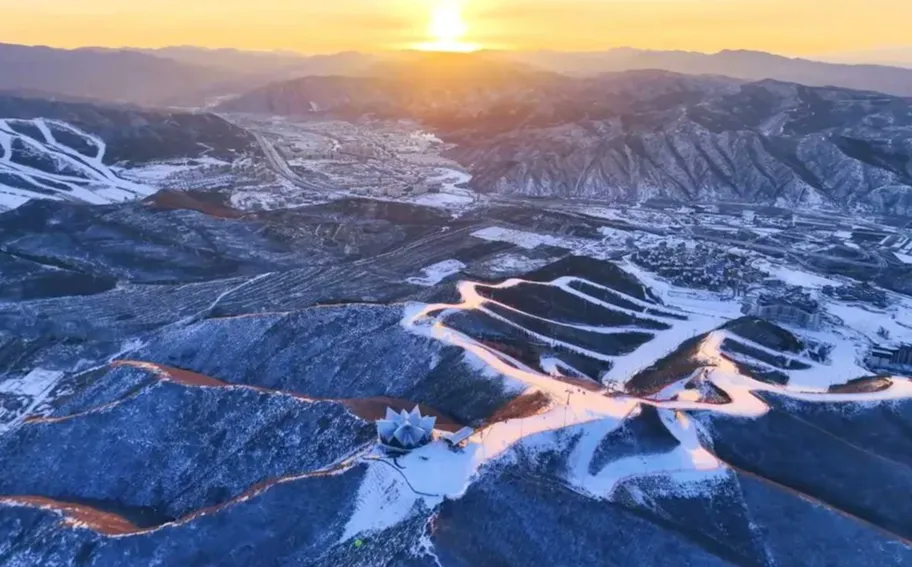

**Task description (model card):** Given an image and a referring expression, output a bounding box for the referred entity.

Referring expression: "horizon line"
[2,40,912,69]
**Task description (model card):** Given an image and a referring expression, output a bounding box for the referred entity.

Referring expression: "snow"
[408,191,474,209]
[0,369,65,433]
[362,264,912,537]
[749,227,783,236]
[826,300,912,347]
[0,117,157,211]
[573,410,726,499]
[551,267,742,385]
[0,368,63,398]
[597,226,634,241]
[754,260,843,288]
[406,260,466,287]
[432,167,471,191]
[399,276,725,502]
[477,252,553,276]
[405,168,477,211]
[409,131,444,145]
[340,463,423,543]
[0,189,34,209]
[650,330,912,414]
[471,226,623,257]
[117,163,194,182]
[117,157,232,185]
[473,226,563,250]
[580,207,627,221]
[713,327,863,391]
[605,314,723,385]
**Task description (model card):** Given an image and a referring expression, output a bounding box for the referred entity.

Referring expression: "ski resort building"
[867,345,912,375]
[743,291,823,331]
[444,427,475,450]
[376,407,437,452]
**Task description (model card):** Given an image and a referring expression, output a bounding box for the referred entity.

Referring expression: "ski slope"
[330,270,912,546]
[0,118,156,211]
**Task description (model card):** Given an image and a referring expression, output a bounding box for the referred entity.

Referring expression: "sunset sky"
[2,0,910,56]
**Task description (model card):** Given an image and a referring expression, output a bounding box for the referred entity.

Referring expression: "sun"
[416,0,480,53]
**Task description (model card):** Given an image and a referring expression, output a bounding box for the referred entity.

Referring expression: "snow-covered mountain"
[0,95,260,211]
[4,42,912,567]
[448,79,912,215]
[220,65,912,216]
[0,117,156,210]
[1,194,912,565]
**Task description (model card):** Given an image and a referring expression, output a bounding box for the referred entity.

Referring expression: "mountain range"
[0,43,236,106]
[3,36,912,566]
[4,43,912,106]
[219,59,912,216]
[1,43,911,215]
[502,48,912,97]
[819,47,912,68]
[0,43,374,107]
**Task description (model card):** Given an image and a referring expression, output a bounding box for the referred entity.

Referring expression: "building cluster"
[156,163,240,190]
[866,345,912,375]
[277,141,330,161]
[821,284,889,309]
[743,289,824,330]
[366,180,432,199]
[632,242,765,293]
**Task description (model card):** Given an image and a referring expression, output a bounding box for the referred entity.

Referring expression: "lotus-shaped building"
[376,406,437,450]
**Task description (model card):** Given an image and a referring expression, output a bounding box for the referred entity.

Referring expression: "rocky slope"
[448,79,912,215]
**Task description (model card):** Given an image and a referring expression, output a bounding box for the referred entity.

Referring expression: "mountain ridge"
[5,42,912,105]
[501,47,912,97]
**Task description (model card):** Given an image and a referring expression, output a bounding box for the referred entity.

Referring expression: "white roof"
[445,427,475,445]
[376,406,437,449]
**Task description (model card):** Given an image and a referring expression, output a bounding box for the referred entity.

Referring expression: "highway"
[251,131,334,193]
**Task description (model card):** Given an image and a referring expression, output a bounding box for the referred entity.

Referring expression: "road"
[251,131,333,193]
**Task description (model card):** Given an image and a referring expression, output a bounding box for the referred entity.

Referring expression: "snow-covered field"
[826,299,912,347]
[753,259,843,288]
[116,156,233,186]
[472,226,627,257]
